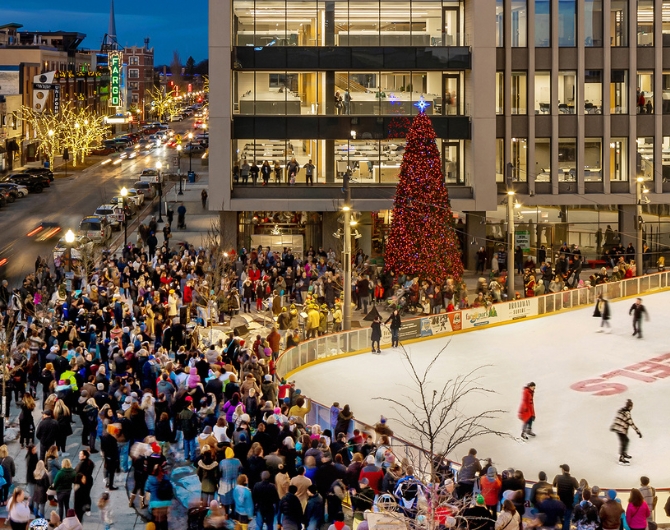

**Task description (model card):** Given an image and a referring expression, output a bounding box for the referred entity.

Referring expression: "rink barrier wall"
[277,270,670,380]
[276,270,670,515]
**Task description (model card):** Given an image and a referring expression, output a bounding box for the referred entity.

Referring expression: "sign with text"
[109,52,122,107]
[53,84,60,114]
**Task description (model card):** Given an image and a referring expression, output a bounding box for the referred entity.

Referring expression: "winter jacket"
[480,474,502,506]
[610,407,640,436]
[518,386,535,423]
[252,478,280,515]
[197,458,221,494]
[495,510,521,530]
[233,484,254,517]
[626,502,650,529]
[278,492,303,526]
[53,467,76,492]
[600,499,625,530]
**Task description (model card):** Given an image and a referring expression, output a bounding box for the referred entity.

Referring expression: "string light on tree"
[384,104,463,284]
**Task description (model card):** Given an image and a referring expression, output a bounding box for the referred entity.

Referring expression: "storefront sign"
[109,52,122,107]
[53,85,60,114]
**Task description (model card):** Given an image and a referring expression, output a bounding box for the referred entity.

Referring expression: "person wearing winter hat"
[600,490,624,530]
[479,466,502,517]
[462,494,496,530]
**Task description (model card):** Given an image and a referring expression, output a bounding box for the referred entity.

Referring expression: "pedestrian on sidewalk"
[201,189,208,209]
[518,382,536,440]
[629,298,649,338]
[166,205,174,227]
[610,399,641,466]
[162,225,171,249]
[177,203,187,230]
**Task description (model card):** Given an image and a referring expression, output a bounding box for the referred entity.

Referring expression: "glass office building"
[210,0,670,264]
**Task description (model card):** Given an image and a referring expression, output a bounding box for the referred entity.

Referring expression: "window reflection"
[535,0,551,46]
[637,137,654,181]
[585,0,603,46]
[535,139,551,182]
[610,138,628,181]
[611,0,628,46]
[559,0,576,46]
[232,0,466,47]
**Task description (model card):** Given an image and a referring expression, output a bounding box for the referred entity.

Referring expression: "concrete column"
[325,139,335,183]
[465,211,487,270]
[602,0,612,193]
[618,204,637,247]
[219,211,238,251]
[551,0,560,195]
[654,0,663,194]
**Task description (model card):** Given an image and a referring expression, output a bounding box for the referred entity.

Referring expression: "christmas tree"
[384,104,464,284]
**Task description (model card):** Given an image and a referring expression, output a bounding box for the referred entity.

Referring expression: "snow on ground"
[293,290,670,488]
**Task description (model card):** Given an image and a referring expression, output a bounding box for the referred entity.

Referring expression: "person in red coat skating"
[518,382,536,440]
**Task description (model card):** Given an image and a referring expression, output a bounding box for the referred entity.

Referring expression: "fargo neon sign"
[109,52,122,107]
[571,352,670,396]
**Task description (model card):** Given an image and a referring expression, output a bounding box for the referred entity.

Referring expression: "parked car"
[170,114,184,122]
[94,204,124,230]
[126,188,145,207]
[0,184,19,202]
[0,182,28,198]
[139,168,163,183]
[183,144,206,155]
[90,145,117,156]
[5,173,49,192]
[132,181,156,199]
[23,167,55,182]
[78,215,112,243]
[110,196,137,216]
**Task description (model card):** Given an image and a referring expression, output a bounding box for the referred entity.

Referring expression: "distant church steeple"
[101,0,119,52]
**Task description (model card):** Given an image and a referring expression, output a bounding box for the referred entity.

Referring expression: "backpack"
[157,477,174,501]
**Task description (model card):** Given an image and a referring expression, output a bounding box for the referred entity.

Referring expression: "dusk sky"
[3,0,208,65]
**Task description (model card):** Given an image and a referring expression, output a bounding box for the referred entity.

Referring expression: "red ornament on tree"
[384,109,463,283]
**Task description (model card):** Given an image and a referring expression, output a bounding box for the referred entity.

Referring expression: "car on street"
[133,181,157,199]
[23,167,55,182]
[94,204,124,231]
[5,173,49,193]
[126,188,145,207]
[170,114,184,122]
[0,190,9,207]
[0,184,19,202]
[26,221,62,241]
[78,215,112,243]
[182,144,206,155]
[52,236,94,261]
[119,146,139,160]
[137,139,155,152]
[90,145,117,156]
[0,182,28,198]
[110,196,137,216]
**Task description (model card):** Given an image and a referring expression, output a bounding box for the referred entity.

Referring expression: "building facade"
[210,0,670,265]
[124,42,155,119]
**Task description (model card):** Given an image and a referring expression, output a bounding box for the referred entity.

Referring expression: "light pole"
[507,190,516,301]
[187,132,194,172]
[635,177,648,276]
[120,187,128,248]
[177,145,183,195]
[156,161,164,223]
[342,175,352,331]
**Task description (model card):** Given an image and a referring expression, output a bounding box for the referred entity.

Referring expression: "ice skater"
[371,315,382,354]
[385,309,402,348]
[610,399,641,466]
[629,298,649,338]
[518,382,536,440]
[594,293,611,332]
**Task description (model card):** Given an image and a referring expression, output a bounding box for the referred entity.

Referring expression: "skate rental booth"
[277,269,670,513]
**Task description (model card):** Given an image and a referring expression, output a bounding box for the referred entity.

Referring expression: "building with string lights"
[210,0,670,266]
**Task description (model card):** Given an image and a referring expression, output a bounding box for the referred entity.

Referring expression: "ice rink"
[292,290,670,488]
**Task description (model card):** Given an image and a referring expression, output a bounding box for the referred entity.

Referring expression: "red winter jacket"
[518,386,535,422]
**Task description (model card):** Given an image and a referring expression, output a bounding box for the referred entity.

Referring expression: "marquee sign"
[109,52,122,107]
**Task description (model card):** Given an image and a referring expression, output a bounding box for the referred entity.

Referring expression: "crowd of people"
[0,231,664,530]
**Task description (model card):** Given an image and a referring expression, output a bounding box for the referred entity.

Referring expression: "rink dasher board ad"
[380,299,539,344]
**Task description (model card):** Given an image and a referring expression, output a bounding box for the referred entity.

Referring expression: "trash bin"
[188,171,196,183]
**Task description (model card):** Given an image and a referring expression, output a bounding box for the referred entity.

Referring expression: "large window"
[638,0,654,46]
[496,71,504,115]
[496,0,504,47]
[558,138,577,181]
[496,138,505,182]
[662,137,670,180]
[558,71,577,112]
[535,0,551,47]
[637,72,654,114]
[511,0,527,47]
[511,72,527,115]
[611,0,629,46]
[232,70,462,116]
[610,138,628,181]
[232,0,466,47]
[535,139,551,182]
[511,138,527,182]
[611,70,628,114]
[558,0,576,46]
[443,142,464,184]
[664,2,670,41]
[535,72,551,114]
[584,70,603,114]
[663,73,670,113]
[637,137,654,181]
[584,0,603,46]
[584,139,603,181]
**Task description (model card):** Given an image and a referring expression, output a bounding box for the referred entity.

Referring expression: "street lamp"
[176,145,183,195]
[635,177,648,276]
[187,132,194,172]
[120,187,128,248]
[342,176,353,331]
[156,161,164,223]
[507,190,516,301]
[64,229,75,274]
